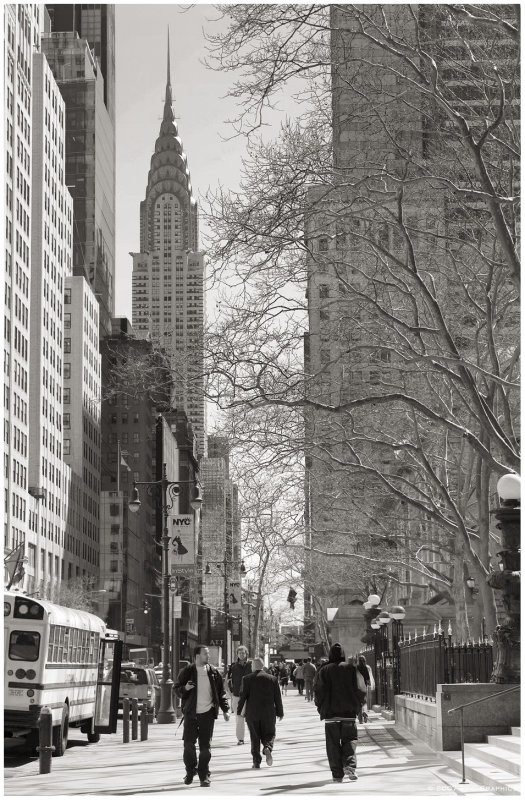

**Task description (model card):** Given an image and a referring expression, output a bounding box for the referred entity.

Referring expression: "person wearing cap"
[314,642,367,783]
[237,657,284,770]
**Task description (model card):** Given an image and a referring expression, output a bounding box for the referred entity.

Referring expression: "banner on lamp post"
[167,514,195,574]
[228,580,242,612]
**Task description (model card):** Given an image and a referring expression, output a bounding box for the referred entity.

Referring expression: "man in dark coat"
[314,643,366,783]
[237,657,284,769]
[174,645,230,787]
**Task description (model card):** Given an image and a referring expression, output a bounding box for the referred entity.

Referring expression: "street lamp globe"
[497,473,521,503]
[377,611,391,625]
[363,601,372,610]
[390,606,406,620]
[368,594,381,606]
[190,485,203,512]
[370,619,380,629]
[128,486,141,514]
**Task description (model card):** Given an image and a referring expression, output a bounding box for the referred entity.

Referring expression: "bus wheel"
[52,704,69,757]
[87,731,100,743]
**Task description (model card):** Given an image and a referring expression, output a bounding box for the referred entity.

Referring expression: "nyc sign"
[167,514,195,573]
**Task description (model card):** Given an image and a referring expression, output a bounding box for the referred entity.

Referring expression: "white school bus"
[4,592,122,755]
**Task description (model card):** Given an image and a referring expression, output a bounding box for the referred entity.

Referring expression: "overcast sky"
[114,4,244,319]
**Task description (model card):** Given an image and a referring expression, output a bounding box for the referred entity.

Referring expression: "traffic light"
[143,599,150,614]
[287,587,297,609]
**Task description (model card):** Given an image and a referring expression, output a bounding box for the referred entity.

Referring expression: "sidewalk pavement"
[4,692,508,799]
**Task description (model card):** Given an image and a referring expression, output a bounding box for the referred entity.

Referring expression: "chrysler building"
[132,34,205,456]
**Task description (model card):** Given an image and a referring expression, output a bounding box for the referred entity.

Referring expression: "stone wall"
[395,684,520,751]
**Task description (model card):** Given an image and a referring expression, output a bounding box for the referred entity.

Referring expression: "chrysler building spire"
[163,28,174,128]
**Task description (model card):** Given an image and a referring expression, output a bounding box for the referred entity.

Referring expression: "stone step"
[487,734,521,754]
[464,743,520,776]
[511,727,520,737]
[441,751,521,795]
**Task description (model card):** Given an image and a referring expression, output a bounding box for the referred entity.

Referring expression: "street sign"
[169,577,178,592]
[170,565,196,576]
[172,595,182,618]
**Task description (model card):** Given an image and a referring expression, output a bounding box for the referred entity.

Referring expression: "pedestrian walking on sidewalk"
[227,645,252,745]
[356,655,374,723]
[278,660,289,695]
[237,657,284,770]
[314,642,367,783]
[294,662,305,695]
[302,657,317,701]
[174,645,230,788]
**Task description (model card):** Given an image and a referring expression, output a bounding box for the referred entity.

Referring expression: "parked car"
[112,663,160,721]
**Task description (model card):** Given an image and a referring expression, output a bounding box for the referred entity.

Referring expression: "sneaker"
[333,777,343,783]
[252,762,261,769]
[200,778,211,787]
[237,739,244,745]
[183,772,196,785]
[344,768,358,781]
[263,746,273,766]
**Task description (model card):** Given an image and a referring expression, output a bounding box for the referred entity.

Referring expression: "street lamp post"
[205,558,246,668]
[487,473,520,684]
[390,606,406,696]
[128,464,202,723]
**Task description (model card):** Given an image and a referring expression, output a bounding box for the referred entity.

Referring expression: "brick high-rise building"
[304,4,519,651]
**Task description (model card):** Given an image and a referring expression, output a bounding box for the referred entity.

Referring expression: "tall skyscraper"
[45,4,115,123]
[42,5,116,339]
[132,35,206,457]
[4,4,97,593]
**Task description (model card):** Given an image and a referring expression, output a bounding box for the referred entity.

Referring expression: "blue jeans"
[183,708,216,781]
[324,720,357,779]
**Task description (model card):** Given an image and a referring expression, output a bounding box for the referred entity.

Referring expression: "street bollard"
[37,706,55,773]
[122,697,130,743]
[131,698,139,740]
[140,703,149,741]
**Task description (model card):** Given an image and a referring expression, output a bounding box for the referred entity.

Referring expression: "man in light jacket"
[227,644,252,744]
[314,643,366,783]
[174,645,230,788]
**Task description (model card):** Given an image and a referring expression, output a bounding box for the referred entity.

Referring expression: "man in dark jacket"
[174,645,230,787]
[314,643,366,783]
[237,657,284,769]
[226,644,252,744]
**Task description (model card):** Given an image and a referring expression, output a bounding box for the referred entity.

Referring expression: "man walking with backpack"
[314,643,367,783]
[174,645,230,788]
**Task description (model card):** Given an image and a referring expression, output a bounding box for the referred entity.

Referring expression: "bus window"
[9,631,40,661]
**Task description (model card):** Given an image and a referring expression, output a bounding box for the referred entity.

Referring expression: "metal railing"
[399,633,493,700]
[358,631,494,707]
[447,685,520,784]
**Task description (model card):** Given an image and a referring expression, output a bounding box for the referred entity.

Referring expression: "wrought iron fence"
[358,629,493,706]
[399,632,493,700]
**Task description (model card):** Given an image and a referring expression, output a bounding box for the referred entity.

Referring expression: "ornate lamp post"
[487,473,520,684]
[205,558,246,667]
[128,465,202,723]
[376,611,391,707]
[390,606,406,696]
